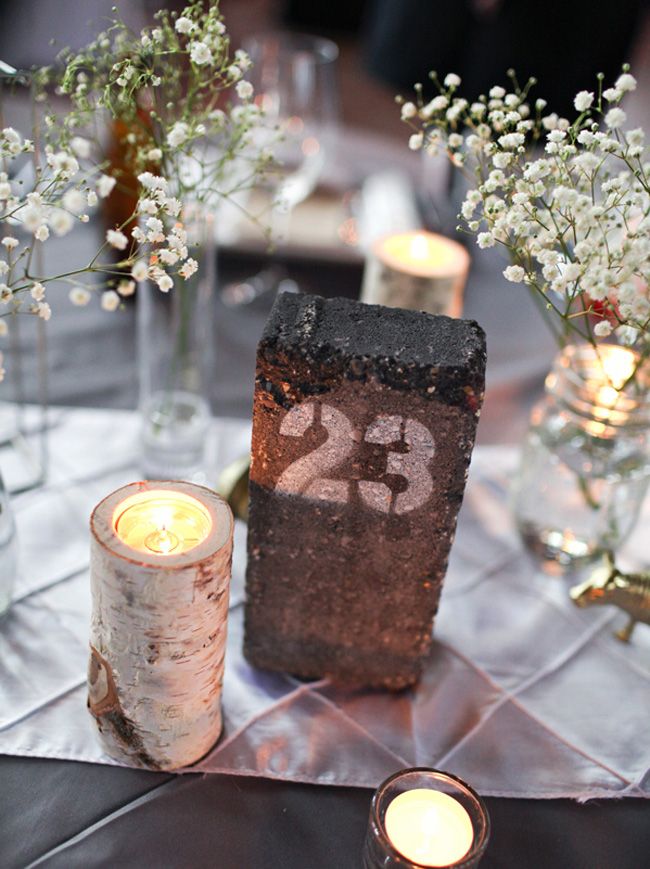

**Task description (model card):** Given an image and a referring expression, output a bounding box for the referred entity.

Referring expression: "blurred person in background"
[364,0,647,117]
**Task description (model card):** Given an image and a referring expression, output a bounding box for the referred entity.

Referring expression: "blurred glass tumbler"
[138,209,216,481]
[363,769,490,869]
[361,231,469,318]
[243,32,339,222]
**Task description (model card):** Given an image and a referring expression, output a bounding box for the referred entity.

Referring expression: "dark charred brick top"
[259,292,486,410]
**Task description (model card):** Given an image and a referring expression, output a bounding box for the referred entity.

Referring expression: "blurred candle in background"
[361,230,469,318]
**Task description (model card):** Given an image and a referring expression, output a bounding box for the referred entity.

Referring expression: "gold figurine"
[570,552,650,643]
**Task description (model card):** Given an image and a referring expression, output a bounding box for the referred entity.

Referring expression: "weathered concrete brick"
[245,293,486,689]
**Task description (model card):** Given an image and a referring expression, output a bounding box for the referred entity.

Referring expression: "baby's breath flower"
[235,49,251,71]
[602,87,621,102]
[190,41,213,66]
[160,249,179,266]
[594,320,613,337]
[37,302,51,320]
[131,260,149,282]
[605,108,626,129]
[106,229,128,250]
[167,122,189,148]
[444,73,461,88]
[146,216,165,242]
[117,279,136,297]
[503,265,525,282]
[615,72,636,92]
[408,132,423,151]
[157,273,173,292]
[30,282,46,301]
[573,91,594,112]
[236,80,254,101]
[175,16,195,34]
[47,152,79,178]
[498,132,524,150]
[70,136,91,158]
[179,257,198,279]
[400,101,417,120]
[477,232,495,249]
[50,209,74,237]
[69,287,91,306]
[97,175,116,198]
[101,290,120,312]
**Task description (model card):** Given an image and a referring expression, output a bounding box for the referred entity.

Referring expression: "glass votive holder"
[362,768,491,869]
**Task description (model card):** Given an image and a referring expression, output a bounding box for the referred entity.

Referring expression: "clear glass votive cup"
[362,768,491,869]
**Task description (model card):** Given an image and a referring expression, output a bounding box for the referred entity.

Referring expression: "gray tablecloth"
[1,408,648,801]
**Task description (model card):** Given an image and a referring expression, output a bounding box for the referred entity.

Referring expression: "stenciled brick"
[245,293,486,689]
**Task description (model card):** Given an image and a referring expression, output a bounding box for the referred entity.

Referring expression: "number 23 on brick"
[276,404,435,515]
[244,294,486,689]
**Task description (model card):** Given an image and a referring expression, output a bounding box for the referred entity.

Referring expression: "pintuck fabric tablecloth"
[1,407,649,801]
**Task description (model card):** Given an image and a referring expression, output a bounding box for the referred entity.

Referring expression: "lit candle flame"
[144,525,180,555]
[385,789,474,867]
[113,490,212,556]
[410,233,430,261]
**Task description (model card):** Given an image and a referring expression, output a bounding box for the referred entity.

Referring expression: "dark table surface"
[1,756,649,868]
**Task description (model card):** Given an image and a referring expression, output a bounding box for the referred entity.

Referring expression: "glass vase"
[137,209,216,480]
[0,467,18,618]
[511,343,650,571]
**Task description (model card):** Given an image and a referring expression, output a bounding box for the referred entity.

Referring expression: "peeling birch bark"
[89,481,233,771]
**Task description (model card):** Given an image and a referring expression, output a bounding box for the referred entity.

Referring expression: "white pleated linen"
[0,409,648,800]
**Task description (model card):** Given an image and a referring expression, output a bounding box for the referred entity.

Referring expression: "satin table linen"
[0,407,648,800]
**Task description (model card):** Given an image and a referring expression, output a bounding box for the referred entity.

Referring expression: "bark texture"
[89,482,233,771]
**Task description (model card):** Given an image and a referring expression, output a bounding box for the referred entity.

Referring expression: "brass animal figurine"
[570,553,650,643]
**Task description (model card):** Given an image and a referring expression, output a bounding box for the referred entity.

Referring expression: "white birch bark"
[88,482,233,771]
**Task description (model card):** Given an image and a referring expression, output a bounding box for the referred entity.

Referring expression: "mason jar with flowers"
[400,68,650,569]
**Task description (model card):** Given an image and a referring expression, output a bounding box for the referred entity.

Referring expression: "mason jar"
[511,343,650,571]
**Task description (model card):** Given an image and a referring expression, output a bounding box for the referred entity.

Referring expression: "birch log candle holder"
[361,231,470,318]
[88,481,234,771]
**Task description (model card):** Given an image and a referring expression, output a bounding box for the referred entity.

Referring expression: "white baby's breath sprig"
[0,1,274,382]
[400,65,650,367]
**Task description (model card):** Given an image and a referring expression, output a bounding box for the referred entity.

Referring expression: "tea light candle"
[385,789,474,867]
[362,768,490,869]
[361,231,469,318]
[88,481,234,771]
